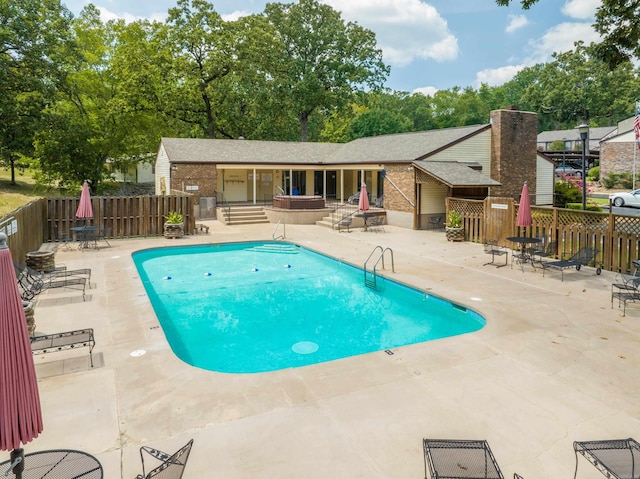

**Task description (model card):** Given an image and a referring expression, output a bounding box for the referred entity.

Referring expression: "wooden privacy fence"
[0,195,195,263]
[47,195,195,241]
[1,199,47,263]
[447,197,640,274]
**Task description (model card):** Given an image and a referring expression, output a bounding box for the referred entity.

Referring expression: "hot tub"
[273,195,325,209]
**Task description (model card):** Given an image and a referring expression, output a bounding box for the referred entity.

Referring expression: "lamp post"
[576,122,589,210]
[562,137,566,170]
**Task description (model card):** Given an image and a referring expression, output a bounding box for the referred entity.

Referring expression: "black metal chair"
[136,438,194,479]
[367,215,385,233]
[96,227,111,247]
[53,224,74,251]
[338,216,352,233]
[423,439,504,479]
[483,240,508,268]
[427,216,444,231]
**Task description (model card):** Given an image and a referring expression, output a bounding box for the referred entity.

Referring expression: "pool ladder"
[364,246,395,290]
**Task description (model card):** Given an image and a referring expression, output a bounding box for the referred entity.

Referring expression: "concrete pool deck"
[24,221,640,479]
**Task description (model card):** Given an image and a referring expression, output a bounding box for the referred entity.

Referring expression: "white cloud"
[506,14,528,33]
[475,65,525,87]
[562,0,599,20]
[222,10,252,22]
[526,21,602,64]
[412,86,438,96]
[96,6,166,23]
[321,0,459,67]
[473,19,601,88]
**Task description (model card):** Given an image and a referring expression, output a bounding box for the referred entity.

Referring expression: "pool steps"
[247,244,300,254]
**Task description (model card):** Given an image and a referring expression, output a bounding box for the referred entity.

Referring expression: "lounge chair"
[423,439,504,479]
[611,275,640,316]
[483,240,508,268]
[573,438,640,479]
[15,262,90,301]
[136,439,194,479]
[541,246,602,281]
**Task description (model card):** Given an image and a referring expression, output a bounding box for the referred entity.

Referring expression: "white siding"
[420,183,449,214]
[428,129,492,176]
[155,144,170,195]
[605,130,634,143]
[535,153,554,205]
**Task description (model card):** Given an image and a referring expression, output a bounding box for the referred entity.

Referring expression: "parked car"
[555,166,582,178]
[609,189,640,208]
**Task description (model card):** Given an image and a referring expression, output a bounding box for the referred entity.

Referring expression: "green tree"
[0,0,75,184]
[264,0,389,141]
[517,42,639,128]
[34,6,164,193]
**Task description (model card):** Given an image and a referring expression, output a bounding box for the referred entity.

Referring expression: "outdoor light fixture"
[576,122,589,210]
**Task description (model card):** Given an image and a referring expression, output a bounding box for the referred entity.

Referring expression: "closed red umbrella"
[358,183,370,211]
[0,232,43,478]
[76,181,93,222]
[516,181,533,227]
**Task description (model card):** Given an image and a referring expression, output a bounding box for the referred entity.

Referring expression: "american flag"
[635,101,640,150]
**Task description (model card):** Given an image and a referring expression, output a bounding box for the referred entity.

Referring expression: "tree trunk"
[299,111,309,142]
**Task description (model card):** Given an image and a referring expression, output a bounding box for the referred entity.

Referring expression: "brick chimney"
[490,108,538,199]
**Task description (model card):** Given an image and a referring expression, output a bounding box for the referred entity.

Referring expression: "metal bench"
[31,328,95,367]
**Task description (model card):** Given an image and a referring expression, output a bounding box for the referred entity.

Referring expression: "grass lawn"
[0,168,40,216]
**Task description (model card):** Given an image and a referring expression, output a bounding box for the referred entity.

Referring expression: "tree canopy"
[0,0,639,192]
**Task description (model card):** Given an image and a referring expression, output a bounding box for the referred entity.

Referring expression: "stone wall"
[170,164,218,197]
[490,108,538,199]
[383,164,416,215]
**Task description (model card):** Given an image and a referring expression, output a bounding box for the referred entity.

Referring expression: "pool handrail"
[364,246,394,290]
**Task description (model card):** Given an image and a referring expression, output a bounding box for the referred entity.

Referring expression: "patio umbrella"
[76,180,93,224]
[0,232,43,478]
[358,183,370,211]
[516,181,533,227]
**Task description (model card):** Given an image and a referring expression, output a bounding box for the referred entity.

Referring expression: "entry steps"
[218,205,269,225]
[247,244,299,254]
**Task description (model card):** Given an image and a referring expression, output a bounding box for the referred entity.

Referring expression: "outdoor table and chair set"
[483,235,602,280]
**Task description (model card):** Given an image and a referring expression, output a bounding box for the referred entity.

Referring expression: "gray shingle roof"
[537,126,616,143]
[160,124,490,166]
[413,161,501,187]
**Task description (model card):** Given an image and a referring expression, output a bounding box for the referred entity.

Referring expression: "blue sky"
[62,0,602,94]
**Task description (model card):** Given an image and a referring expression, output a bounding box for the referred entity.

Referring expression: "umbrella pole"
[8,449,24,479]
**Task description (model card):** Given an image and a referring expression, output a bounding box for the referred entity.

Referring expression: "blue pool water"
[132,242,485,373]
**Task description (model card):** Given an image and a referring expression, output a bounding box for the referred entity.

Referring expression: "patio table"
[507,236,541,271]
[1,449,103,479]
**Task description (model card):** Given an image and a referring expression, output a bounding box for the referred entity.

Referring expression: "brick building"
[600,116,640,180]
[155,108,554,229]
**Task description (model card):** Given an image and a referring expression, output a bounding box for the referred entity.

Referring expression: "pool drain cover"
[292,341,319,354]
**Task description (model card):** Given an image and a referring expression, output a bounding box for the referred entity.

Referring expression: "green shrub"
[446,210,462,228]
[588,166,599,181]
[554,180,582,207]
[565,203,603,212]
[164,211,183,224]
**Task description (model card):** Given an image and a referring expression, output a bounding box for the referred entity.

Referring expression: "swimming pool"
[132,242,485,373]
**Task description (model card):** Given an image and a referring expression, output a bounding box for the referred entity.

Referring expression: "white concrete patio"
[23,220,640,479]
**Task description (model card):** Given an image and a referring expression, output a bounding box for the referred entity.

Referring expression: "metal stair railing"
[364,245,395,290]
[272,219,286,240]
[217,192,231,225]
